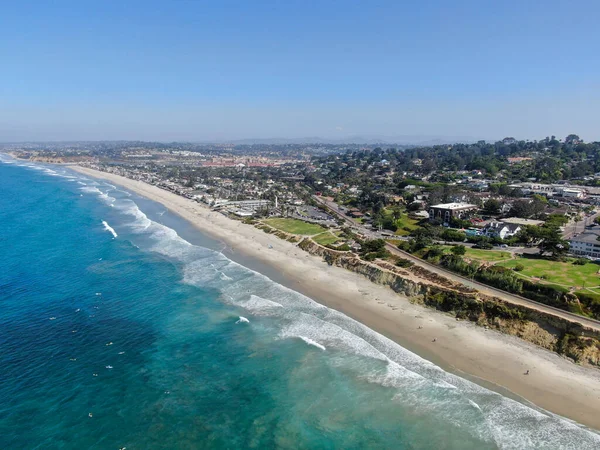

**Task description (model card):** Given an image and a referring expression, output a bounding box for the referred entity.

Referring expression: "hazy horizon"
[2,1,599,142]
[1,132,594,146]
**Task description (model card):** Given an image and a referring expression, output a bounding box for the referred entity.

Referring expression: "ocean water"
[0,158,599,450]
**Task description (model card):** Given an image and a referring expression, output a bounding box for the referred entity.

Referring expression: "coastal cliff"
[299,238,600,367]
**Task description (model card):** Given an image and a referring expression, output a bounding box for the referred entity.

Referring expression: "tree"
[520,223,569,259]
[483,199,501,214]
[510,197,546,218]
[451,245,467,256]
[391,206,403,221]
[537,228,569,259]
[510,199,534,218]
[545,214,569,228]
[442,229,466,242]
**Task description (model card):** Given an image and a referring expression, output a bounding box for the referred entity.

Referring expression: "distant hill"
[223,135,478,146]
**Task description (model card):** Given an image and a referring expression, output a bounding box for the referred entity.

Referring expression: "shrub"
[397,241,411,252]
[573,258,588,266]
[425,246,445,259]
[363,252,377,261]
[514,263,525,272]
[396,258,414,268]
[441,229,466,242]
[328,243,350,251]
[451,245,467,256]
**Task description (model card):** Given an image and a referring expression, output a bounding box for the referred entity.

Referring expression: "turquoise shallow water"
[1,157,599,449]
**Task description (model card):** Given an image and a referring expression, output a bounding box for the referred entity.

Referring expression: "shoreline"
[71,166,600,431]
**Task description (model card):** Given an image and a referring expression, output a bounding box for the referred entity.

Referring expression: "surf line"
[102,220,118,238]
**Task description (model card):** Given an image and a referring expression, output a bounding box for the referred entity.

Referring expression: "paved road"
[313,195,600,331]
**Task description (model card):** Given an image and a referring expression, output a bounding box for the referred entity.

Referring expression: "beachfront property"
[482,221,522,239]
[428,202,478,223]
[569,225,600,258]
[211,199,270,210]
[211,199,271,217]
[482,217,546,239]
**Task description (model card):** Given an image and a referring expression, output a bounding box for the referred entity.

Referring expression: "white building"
[212,199,270,209]
[483,221,522,239]
[509,183,585,198]
[558,187,585,198]
[429,203,478,223]
[569,226,600,258]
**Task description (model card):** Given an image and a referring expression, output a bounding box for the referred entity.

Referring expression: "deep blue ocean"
[1,157,599,449]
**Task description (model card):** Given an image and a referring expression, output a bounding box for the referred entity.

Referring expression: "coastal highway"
[312,195,600,331]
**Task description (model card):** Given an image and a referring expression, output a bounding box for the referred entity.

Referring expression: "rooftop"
[501,217,545,226]
[430,203,478,210]
[570,232,600,245]
[570,225,600,244]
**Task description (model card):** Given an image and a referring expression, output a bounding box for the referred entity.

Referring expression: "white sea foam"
[111,200,153,231]
[468,399,482,411]
[219,272,233,281]
[78,185,117,204]
[99,193,116,204]
[80,186,103,195]
[236,316,250,324]
[299,336,326,351]
[239,295,284,314]
[435,380,458,390]
[102,221,118,238]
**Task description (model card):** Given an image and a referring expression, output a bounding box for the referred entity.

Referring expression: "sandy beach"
[73,166,600,431]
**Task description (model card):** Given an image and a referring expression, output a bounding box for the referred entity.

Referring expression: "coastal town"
[7,135,600,329]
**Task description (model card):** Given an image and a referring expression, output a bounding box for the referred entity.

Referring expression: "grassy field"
[497,258,600,288]
[264,218,326,235]
[463,247,512,262]
[381,208,421,236]
[395,214,421,236]
[313,231,342,246]
[441,246,512,262]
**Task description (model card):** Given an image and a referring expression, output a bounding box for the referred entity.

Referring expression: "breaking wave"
[102,220,118,238]
[299,336,326,351]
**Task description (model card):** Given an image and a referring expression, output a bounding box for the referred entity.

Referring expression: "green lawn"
[264,218,326,235]
[395,214,421,236]
[463,248,512,262]
[313,231,342,246]
[496,258,600,288]
[441,246,511,262]
[382,208,421,236]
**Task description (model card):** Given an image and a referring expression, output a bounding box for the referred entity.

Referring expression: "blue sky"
[1,0,599,142]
